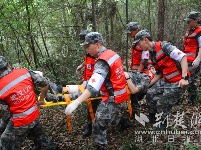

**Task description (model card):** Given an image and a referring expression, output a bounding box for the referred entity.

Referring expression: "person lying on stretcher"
[45,66,156,102]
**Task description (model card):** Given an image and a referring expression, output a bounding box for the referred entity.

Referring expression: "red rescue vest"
[82,54,96,81]
[98,50,128,104]
[142,51,154,75]
[154,42,182,83]
[183,26,201,62]
[130,45,143,70]
[0,68,39,127]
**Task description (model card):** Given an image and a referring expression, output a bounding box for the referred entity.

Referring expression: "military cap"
[79,30,91,44]
[0,55,8,69]
[184,11,201,22]
[133,29,151,44]
[125,22,139,33]
[80,32,103,46]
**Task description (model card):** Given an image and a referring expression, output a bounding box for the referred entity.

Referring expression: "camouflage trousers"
[128,71,150,115]
[187,63,200,100]
[93,97,125,145]
[130,93,145,115]
[86,99,101,126]
[0,109,10,134]
[0,117,59,150]
[146,78,185,119]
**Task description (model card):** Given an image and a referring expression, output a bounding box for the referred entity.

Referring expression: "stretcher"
[39,85,132,132]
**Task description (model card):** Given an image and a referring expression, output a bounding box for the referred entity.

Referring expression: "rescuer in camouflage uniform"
[125,71,152,95]
[123,68,155,122]
[46,30,101,137]
[0,101,10,134]
[0,56,60,150]
[65,32,128,150]
[125,22,151,119]
[133,30,189,130]
[183,11,201,104]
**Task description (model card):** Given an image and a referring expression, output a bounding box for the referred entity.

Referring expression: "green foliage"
[164,142,179,150]
[0,0,200,83]
[197,89,201,104]
[119,141,140,150]
[184,142,200,150]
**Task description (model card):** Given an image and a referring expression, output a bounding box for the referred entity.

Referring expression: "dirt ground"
[21,96,201,150]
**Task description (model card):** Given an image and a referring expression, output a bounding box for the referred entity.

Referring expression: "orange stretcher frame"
[39,85,132,132]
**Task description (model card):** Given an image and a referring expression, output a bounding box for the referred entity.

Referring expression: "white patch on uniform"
[142,50,149,59]
[198,36,201,48]
[33,71,43,77]
[88,73,105,91]
[170,48,186,62]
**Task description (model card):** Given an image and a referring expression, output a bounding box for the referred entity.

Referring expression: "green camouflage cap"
[0,56,8,69]
[184,11,201,21]
[79,30,91,44]
[80,32,103,46]
[125,22,139,33]
[133,29,151,44]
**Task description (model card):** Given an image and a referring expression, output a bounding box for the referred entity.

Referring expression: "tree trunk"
[25,0,38,68]
[157,0,166,41]
[125,0,129,71]
[148,0,151,32]
[103,0,109,44]
[91,0,97,31]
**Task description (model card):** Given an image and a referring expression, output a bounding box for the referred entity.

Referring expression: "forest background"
[0,0,200,85]
[0,0,201,149]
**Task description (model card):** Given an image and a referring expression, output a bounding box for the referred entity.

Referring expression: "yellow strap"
[86,98,95,123]
[38,85,132,131]
[39,97,102,107]
[63,87,67,93]
[126,85,132,119]
[78,84,85,93]
[78,85,95,123]
[40,101,67,107]
[64,94,72,132]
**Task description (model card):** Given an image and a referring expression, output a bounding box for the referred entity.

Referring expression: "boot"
[130,111,137,120]
[118,117,132,132]
[148,113,156,124]
[130,94,139,120]
[83,124,92,137]
[96,144,107,150]
[32,144,41,150]
[188,95,196,105]
[155,119,167,131]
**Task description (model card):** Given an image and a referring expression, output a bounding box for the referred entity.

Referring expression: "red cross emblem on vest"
[91,78,96,83]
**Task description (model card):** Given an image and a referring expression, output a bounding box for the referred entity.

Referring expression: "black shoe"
[154,119,167,131]
[188,95,197,105]
[188,100,194,105]
[118,117,132,132]
[83,125,92,137]
[32,145,41,150]
[130,111,137,120]
[188,99,195,104]
[148,113,156,124]
[96,144,107,150]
